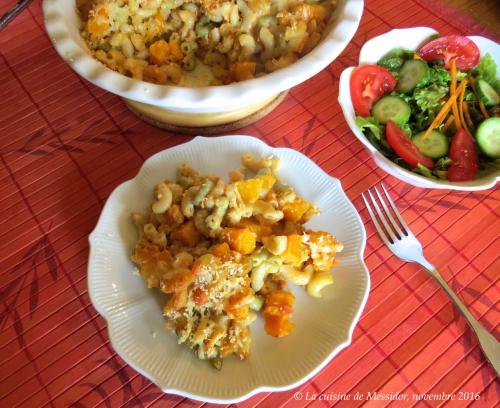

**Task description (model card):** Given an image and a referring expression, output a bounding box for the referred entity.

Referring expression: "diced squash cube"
[172,220,200,247]
[87,5,108,36]
[263,290,295,316]
[235,218,272,239]
[230,61,256,81]
[262,290,295,337]
[168,40,183,61]
[149,40,172,65]
[258,175,276,192]
[224,228,257,255]
[225,291,251,319]
[228,304,249,320]
[236,178,263,204]
[87,18,108,36]
[211,242,232,260]
[294,4,328,21]
[281,234,309,265]
[282,198,311,223]
[264,315,295,337]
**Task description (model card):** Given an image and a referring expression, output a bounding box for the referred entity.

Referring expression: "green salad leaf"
[414,163,436,179]
[413,84,448,113]
[428,65,451,86]
[473,53,500,92]
[435,157,453,169]
[377,48,414,76]
[378,56,405,74]
[355,116,382,140]
[355,116,400,160]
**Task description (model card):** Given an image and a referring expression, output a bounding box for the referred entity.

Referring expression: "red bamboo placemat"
[0,0,499,407]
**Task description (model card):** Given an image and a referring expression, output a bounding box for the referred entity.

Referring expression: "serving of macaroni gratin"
[78,0,336,86]
[130,154,343,368]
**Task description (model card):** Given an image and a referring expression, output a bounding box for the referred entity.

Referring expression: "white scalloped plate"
[338,27,500,190]
[88,135,369,403]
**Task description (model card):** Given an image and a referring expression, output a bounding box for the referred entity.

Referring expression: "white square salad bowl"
[338,27,500,190]
[43,0,363,127]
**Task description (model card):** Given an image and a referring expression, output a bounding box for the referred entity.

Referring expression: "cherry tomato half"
[350,65,397,117]
[417,35,480,70]
[385,121,434,169]
[447,128,479,181]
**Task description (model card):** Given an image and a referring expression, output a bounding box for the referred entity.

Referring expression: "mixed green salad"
[350,34,500,182]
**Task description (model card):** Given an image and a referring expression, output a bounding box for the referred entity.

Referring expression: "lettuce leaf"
[355,116,400,160]
[355,116,382,140]
[473,53,500,92]
[414,163,436,179]
[435,157,453,169]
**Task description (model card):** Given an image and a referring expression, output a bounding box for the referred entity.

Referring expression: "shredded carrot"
[458,79,468,129]
[451,99,461,129]
[443,115,455,132]
[463,103,473,129]
[449,59,462,128]
[479,101,490,119]
[423,80,466,138]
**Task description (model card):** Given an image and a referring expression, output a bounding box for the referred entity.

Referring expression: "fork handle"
[419,259,500,376]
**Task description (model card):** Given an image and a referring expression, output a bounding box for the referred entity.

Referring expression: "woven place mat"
[0,0,499,407]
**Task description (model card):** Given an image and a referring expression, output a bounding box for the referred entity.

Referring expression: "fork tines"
[362,184,410,245]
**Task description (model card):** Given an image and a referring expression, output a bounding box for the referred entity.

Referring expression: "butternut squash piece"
[258,175,276,192]
[281,234,309,265]
[262,290,294,316]
[294,4,328,21]
[235,178,263,204]
[264,315,295,337]
[235,218,273,239]
[168,40,183,61]
[211,242,232,260]
[262,290,295,337]
[282,198,311,223]
[149,40,170,65]
[224,228,257,255]
[172,220,200,247]
[230,62,256,81]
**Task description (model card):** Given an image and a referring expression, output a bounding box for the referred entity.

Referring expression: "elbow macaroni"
[79,0,337,85]
[130,153,343,369]
[307,273,334,298]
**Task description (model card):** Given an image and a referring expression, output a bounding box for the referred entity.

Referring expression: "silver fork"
[362,184,499,376]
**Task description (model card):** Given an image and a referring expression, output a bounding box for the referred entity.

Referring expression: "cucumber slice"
[372,96,411,124]
[476,117,500,158]
[396,60,428,92]
[413,131,449,159]
[477,79,500,107]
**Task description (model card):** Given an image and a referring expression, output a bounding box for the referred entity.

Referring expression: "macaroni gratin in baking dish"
[44,0,363,126]
[78,0,339,86]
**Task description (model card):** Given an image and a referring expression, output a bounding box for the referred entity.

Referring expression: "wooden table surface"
[445,0,500,35]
